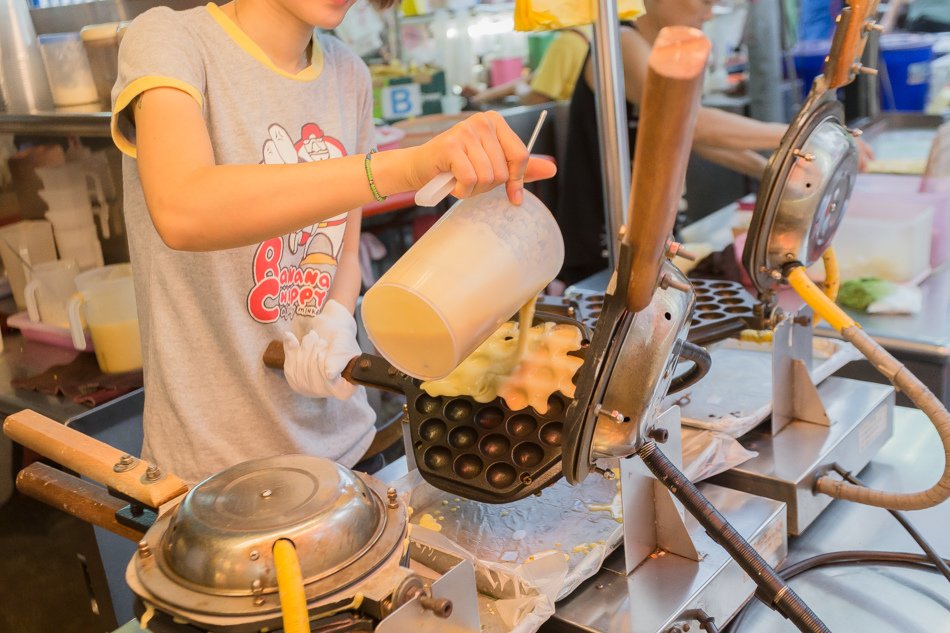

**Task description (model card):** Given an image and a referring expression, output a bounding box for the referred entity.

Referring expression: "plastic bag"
[515,0,645,31]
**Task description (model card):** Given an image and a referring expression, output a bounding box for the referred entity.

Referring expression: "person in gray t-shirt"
[112,0,556,483]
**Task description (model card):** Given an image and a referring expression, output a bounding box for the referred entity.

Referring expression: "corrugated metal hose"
[786,262,950,511]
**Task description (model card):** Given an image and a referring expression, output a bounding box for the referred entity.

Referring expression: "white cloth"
[283,300,362,399]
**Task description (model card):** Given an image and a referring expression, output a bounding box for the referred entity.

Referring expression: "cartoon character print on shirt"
[248,123,349,324]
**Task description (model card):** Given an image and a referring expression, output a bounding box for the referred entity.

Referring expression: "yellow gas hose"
[786,264,950,511]
[813,247,841,326]
[273,539,310,633]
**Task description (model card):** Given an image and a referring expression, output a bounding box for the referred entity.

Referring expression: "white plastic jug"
[361,187,564,380]
[67,264,142,373]
[24,258,78,327]
[0,220,58,308]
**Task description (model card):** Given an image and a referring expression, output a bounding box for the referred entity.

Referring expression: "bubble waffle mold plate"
[570,280,757,347]
[345,313,591,503]
[687,279,758,345]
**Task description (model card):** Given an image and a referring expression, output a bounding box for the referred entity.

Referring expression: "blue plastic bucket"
[880,33,935,112]
[792,39,831,100]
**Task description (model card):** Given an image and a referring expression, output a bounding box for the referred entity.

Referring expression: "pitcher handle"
[24,280,41,323]
[67,293,87,350]
[84,171,109,239]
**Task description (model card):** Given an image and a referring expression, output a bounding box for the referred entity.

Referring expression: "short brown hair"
[368,0,398,9]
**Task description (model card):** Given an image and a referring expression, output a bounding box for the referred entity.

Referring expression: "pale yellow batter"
[421,319,584,414]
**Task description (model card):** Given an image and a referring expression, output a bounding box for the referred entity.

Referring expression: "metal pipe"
[589,0,631,269]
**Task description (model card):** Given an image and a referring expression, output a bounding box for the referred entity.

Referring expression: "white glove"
[283,300,362,400]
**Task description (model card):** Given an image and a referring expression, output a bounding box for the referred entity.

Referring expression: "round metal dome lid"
[743,94,858,296]
[159,454,385,594]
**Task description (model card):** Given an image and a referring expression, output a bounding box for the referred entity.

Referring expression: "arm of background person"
[694,107,788,151]
[693,144,769,179]
[610,26,787,153]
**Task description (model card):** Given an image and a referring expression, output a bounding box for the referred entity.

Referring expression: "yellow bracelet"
[364,149,386,202]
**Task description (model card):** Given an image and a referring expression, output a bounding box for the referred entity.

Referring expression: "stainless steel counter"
[727,406,950,632]
[0,332,90,421]
[544,407,950,632]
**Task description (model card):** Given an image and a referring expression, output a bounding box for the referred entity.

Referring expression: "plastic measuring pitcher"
[0,220,58,308]
[67,264,141,373]
[24,258,78,327]
[361,187,564,380]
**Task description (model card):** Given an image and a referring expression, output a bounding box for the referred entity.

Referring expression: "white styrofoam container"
[834,191,935,282]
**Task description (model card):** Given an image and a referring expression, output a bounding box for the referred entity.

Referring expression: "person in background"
[468,27,591,105]
[555,0,785,285]
[112,0,555,483]
[555,0,874,286]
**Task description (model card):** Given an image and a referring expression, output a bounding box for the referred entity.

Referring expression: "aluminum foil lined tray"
[396,466,623,614]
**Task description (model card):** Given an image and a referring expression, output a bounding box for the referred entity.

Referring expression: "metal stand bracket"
[377,560,480,632]
[772,310,831,434]
[620,406,699,575]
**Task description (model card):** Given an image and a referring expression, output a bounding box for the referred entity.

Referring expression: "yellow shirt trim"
[205,3,323,82]
[111,76,204,159]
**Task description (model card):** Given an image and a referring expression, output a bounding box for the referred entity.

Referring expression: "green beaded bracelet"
[364,149,386,202]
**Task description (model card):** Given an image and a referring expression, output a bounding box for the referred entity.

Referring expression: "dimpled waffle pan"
[346,313,591,504]
[567,280,757,347]
[688,279,758,345]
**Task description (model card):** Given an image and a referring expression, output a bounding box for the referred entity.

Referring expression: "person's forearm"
[327,247,361,313]
[694,107,787,151]
[141,149,417,252]
[693,144,769,179]
[327,210,362,313]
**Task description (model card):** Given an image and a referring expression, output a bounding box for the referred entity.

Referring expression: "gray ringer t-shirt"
[112,4,376,483]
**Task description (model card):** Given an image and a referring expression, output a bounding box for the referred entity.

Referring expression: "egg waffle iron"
[341,312,592,504]
[742,0,879,299]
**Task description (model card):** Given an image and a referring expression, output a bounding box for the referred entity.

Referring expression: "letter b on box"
[382,84,422,120]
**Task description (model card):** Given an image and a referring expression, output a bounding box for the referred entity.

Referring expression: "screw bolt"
[659,273,692,293]
[667,241,698,261]
[852,63,878,76]
[387,488,399,509]
[249,550,260,561]
[418,596,453,618]
[358,358,371,370]
[648,427,670,444]
[261,489,273,498]
[113,454,137,473]
[137,540,151,558]
[145,465,162,481]
[792,149,816,161]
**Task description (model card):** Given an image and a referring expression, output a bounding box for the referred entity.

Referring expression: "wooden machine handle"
[823,0,881,89]
[17,462,145,541]
[3,409,188,508]
[625,26,710,312]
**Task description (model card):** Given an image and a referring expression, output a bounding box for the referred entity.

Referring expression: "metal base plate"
[548,484,787,633]
[709,377,895,535]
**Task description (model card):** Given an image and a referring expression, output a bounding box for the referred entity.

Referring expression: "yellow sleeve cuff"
[111,76,204,159]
